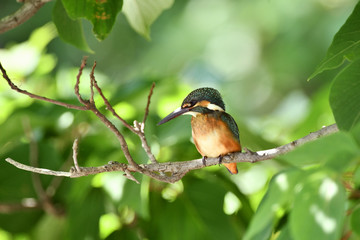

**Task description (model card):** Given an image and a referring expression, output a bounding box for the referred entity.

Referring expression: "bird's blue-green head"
[158,87,225,125]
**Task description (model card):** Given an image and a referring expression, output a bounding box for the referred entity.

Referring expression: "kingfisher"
[158,87,241,174]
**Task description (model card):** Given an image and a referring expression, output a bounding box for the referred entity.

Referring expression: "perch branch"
[0,0,51,34]
[4,124,338,183]
[0,58,339,183]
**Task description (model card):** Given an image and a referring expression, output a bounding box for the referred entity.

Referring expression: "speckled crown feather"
[182,87,225,111]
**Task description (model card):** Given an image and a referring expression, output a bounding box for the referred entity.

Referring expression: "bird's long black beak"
[157,107,190,125]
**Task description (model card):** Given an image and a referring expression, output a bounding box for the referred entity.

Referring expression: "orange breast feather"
[191,114,240,174]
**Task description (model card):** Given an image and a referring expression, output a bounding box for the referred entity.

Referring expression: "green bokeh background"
[0,0,359,239]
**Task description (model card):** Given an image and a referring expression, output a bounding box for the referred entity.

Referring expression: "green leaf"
[0,144,44,233]
[329,59,360,131]
[122,0,174,40]
[309,1,360,79]
[0,210,43,233]
[184,178,239,240]
[351,207,360,237]
[147,175,240,240]
[61,0,123,40]
[350,121,360,145]
[290,173,346,240]
[243,169,303,240]
[105,229,139,240]
[53,0,93,52]
[148,182,208,240]
[118,176,150,219]
[354,166,360,188]
[67,188,106,239]
[33,214,66,240]
[276,223,294,240]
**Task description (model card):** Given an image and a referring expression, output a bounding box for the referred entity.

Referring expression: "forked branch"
[0,59,339,183]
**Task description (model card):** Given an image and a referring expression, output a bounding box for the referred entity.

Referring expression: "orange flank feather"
[223,163,238,174]
[191,113,241,174]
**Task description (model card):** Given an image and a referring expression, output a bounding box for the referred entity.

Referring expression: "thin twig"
[124,169,140,184]
[0,200,40,213]
[86,62,141,171]
[89,62,135,132]
[133,120,157,164]
[5,158,71,177]
[22,118,64,216]
[72,138,81,172]
[4,124,339,183]
[74,57,89,105]
[46,152,73,197]
[0,59,340,183]
[0,62,87,111]
[130,83,158,164]
[89,61,95,104]
[23,117,43,197]
[0,0,51,34]
[89,63,157,164]
[143,82,155,124]
[87,63,157,165]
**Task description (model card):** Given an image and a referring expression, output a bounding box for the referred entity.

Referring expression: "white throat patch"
[207,103,224,112]
[183,111,200,117]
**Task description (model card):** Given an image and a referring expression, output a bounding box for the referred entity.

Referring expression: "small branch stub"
[0,59,340,183]
[72,139,81,172]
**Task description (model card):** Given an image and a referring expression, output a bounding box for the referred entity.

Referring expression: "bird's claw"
[218,155,223,166]
[202,156,208,166]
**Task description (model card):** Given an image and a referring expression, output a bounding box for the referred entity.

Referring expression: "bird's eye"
[182,101,197,108]
[189,100,197,106]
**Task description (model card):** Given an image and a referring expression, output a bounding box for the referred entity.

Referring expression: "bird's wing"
[220,112,240,142]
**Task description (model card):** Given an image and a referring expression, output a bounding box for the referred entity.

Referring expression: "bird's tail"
[223,163,238,174]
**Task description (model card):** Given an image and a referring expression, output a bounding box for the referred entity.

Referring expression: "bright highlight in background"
[99,213,121,239]
[224,192,241,215]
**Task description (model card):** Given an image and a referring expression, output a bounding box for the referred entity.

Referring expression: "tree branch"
[22,118,64,216]
[4,123,339,183]
[136,82,158,164]
[0,0,51,34]
[143,82,155,124]
[0,62,87,110]
[72,138,81,172]
[0,58,339,184]
[0,200,40,213]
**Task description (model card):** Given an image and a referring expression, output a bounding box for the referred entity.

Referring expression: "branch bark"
[4,124,338,183]
[0,0,51,34]
[0,58,339,184]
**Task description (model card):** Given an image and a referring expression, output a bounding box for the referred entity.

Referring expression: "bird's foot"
[202,156,208,166]
[218,155,223,166]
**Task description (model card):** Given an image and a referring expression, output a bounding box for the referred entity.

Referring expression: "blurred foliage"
[1,0,360,240]
[60,0,123,41]
[309,2,360,79]
[52,0,93,53]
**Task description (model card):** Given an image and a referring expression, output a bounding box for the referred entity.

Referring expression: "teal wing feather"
[219,112,240,142]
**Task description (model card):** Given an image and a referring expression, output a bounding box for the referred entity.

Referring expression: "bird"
[157,87,241,174]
